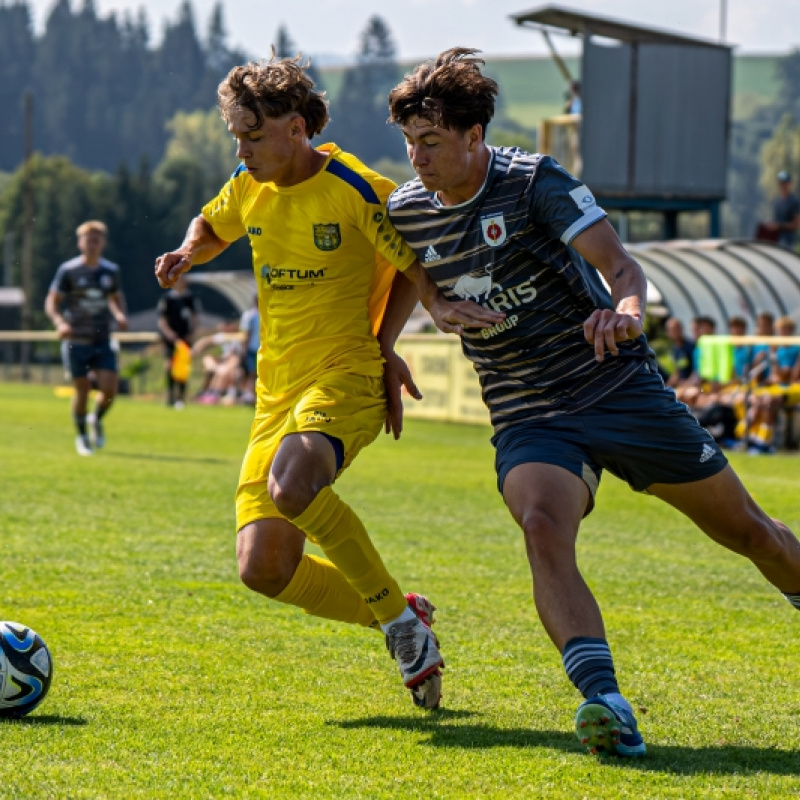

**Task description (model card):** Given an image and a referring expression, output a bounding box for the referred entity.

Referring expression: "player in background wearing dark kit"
[157,273,198,408]
[45,220,128,456]
[381,48,800,756]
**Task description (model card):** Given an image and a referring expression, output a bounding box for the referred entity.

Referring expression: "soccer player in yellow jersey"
[154,54,501,709]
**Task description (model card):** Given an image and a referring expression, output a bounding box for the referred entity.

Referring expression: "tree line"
[0,1,412,320]
[0,0,797,326]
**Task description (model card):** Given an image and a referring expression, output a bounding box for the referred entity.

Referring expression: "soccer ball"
[0,621,53,718]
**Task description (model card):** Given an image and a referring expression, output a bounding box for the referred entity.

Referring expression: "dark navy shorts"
[244,349,258,376]
[65,341,117,379]
[493,362,728,502]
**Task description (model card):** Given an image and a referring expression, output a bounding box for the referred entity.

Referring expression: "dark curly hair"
[217,51,329,138]
[387,47,498,137]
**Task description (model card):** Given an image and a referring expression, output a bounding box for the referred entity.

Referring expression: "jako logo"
[247,226,262,236]
[365,588,389,604]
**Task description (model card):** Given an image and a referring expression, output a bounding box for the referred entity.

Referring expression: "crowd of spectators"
[659,311,800,454]
[157,284,260,408]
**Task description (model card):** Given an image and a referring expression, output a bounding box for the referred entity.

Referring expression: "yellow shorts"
[235,372,386,530]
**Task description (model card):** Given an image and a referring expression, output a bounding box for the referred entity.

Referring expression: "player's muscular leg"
[503,463,605,650]
[72,376,91,416]
[95,369,118,412]
[237,518,306,597]
[649,465,800,593]
[268,432,339,519]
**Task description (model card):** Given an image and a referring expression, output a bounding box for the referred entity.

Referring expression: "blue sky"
[26,0,799,61]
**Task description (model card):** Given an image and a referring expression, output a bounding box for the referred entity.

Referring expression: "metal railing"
[0,331,161,392]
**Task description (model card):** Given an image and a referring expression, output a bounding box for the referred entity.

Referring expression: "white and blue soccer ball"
[0,621,53,718]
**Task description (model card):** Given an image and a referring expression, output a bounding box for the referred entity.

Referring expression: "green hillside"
[320,53,782,132]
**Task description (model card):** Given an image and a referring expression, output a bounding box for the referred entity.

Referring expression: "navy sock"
[562,636,619,699]
[783,592,800,611]
[73,413,87,437]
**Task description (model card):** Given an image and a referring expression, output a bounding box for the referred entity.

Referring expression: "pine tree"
[327,16,401,161]
[0,1,36,171]
[274,25,296,59]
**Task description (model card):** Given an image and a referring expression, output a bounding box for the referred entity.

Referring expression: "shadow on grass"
[101,451,232,466]
[1,715,87,726]
[334,713,800,775]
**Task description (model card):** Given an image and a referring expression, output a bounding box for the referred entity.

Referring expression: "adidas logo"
[423,245,441,262]
[699,443,716,463]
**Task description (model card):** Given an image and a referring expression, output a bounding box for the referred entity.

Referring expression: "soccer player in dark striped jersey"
[382,47,800,756]
[45,220,128,456]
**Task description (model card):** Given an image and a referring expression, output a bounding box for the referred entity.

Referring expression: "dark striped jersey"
[48,256,122,344]
[387,148,653,432]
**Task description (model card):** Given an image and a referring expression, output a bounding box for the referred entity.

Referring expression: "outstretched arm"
[155,215,229,289]
[572,219,646,362]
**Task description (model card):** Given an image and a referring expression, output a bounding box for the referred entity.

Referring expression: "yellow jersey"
[201,143,416,407]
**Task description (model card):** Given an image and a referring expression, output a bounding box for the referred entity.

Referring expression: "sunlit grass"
[1,382,799,799]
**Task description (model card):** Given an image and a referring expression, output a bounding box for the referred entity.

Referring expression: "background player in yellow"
[154,53,501,709]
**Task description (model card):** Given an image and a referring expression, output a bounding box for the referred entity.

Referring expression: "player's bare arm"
[377,271,424,439]
[376,261,505,438]
[44,289,72,339]
[572,219,646,362]
[403,260,505,335]
[155,215,230,289]
[108,292,128,331]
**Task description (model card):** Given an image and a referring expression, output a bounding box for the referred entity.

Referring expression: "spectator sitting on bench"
[192,321,244,405]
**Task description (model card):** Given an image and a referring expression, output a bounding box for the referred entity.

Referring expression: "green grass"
[2,382,800,798]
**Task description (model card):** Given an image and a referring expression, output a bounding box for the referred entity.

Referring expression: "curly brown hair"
[217,52,329,138]
[387,47,498,136]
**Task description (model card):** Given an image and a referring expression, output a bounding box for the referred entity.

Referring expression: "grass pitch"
[1,382,800,799]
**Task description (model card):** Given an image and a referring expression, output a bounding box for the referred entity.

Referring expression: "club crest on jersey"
[480,213,507,247]
[313,223,341,251]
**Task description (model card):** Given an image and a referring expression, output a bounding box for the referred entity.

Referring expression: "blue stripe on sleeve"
[325,159,380,205]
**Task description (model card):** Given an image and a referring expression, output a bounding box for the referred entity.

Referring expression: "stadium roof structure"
[509,6,728,49]
[629,240,800,331]
[186,270,255,313]
[509,5,733,238]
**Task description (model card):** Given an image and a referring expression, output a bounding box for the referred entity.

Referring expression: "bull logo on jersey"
[452,274,502,303]
[313,223,341,251]
[480,213,507,247]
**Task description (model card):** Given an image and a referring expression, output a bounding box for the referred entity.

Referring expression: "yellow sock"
[291,486,408,624]
[757,423,773,444]
[274,554,378,629]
